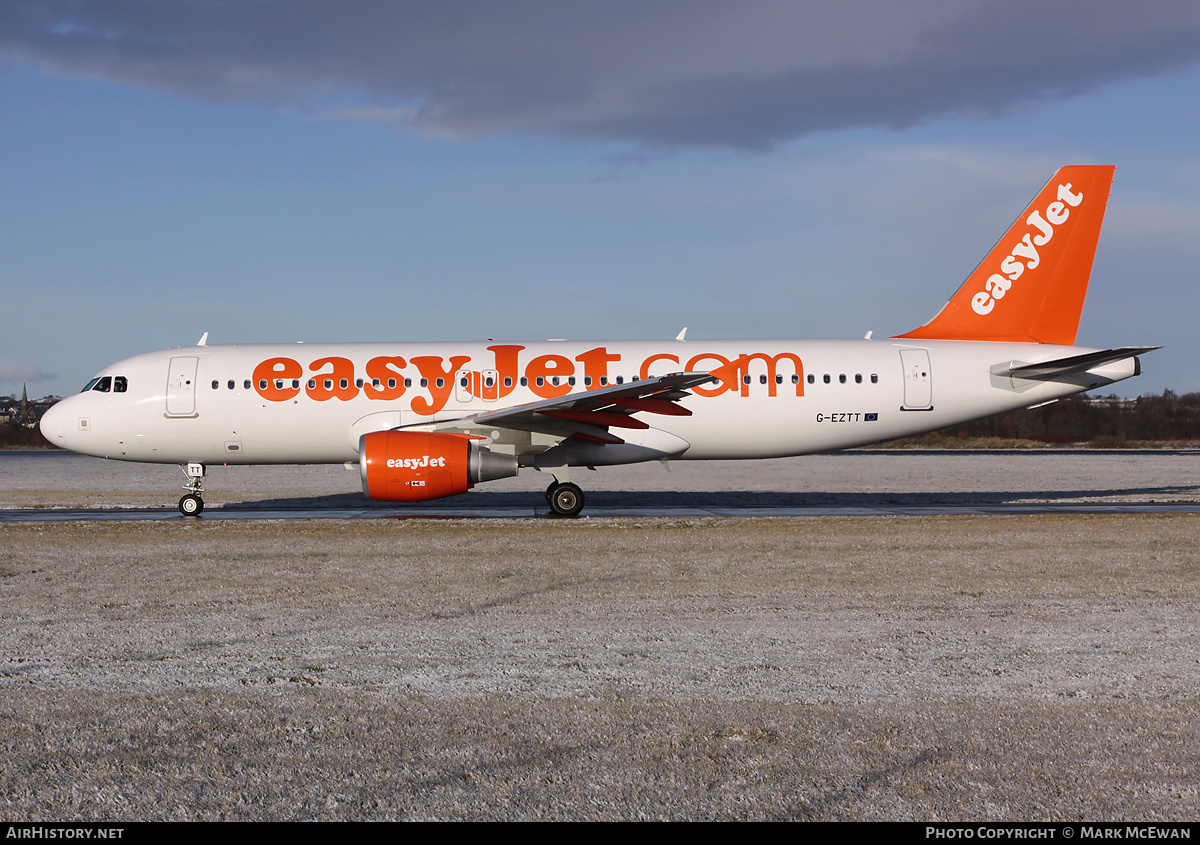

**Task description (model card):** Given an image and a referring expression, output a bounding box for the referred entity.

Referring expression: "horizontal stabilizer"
[991,346,1159,380]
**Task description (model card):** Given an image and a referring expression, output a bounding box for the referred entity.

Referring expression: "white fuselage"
[39,338,1137,467]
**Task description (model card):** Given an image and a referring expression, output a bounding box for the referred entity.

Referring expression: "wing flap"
[472,371,714,427]
[396,371,715,455]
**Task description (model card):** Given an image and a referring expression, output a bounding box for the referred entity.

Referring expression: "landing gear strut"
[179,462,205,516]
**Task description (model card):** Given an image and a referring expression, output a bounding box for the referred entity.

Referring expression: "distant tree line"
[898,390,1200,446]
[0,423,50,448]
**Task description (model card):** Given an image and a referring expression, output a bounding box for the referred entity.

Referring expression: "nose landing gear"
[179,462,205,516]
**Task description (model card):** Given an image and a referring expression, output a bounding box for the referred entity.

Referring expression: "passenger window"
[292,379,300,389]
[551,377,560,386]
[807,374,814,384]
[244,380,252,390]
[460,377,469,387]
[823,374,830,384]
[792,374,800,384]
[871,374,878,383]
[616,376,624,384]
[485,375,494,387]
[259,379,267,390]
[339,378,349,389]
[504,377,513,388]
[405,378,413,388]
[536,377,545,387]
[355,378,363,388]
[323,379,332,390]
[855,374,862,383]
[308,379,316,390]
[584,376,592,386]
[775,374,783,384]
[567,376,575,386]
[386,378,395,389]
[743,375,752,385]
[420,378,428,388]
[373,378,381,388]
[839,374,846,383]
[520,377,528,387]
[435,377,444,388]
[212,380,219,390]
[227,380,235,390]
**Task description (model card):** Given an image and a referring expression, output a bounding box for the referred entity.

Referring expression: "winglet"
[895,165,1115,345]
[197,332,209,347]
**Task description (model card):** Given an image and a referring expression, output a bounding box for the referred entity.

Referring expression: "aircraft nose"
[39,400,70,447]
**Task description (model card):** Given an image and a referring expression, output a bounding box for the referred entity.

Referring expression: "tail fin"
[894,165,1115,345]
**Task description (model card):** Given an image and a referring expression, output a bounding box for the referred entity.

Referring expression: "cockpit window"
[81,378,100,393]
[91,376,112,393]
[113,376,128,393]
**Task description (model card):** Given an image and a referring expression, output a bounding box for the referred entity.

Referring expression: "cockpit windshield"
[83,376,127,394]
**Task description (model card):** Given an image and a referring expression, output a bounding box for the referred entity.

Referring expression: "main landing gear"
[179,462,205,516]
[545,479,585,517]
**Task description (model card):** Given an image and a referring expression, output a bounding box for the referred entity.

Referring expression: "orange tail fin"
[894,165,1115,345]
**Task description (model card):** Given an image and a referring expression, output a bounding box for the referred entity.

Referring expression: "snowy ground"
[1,450,1198,820]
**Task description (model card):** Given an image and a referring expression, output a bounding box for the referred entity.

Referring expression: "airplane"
[39,165,1156,517]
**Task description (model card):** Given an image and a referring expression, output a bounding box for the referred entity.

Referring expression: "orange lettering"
[253,357,302,401]
[411,355,471,415]
[638,353,680,380]
[739,352,804,397]
[575,346,621,388]
[487,344,525,399]
[685,353,734,397]
[307,357,359,401]
[525,354,574,398]
[364,356,407,400]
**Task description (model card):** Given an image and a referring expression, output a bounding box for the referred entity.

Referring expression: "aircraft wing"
[470,371,716,444]
[398,371,717,447]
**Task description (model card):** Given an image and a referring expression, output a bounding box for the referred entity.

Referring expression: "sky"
[2,0,1198,399]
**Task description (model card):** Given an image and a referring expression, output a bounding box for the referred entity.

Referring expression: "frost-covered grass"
[2,515,1198,820]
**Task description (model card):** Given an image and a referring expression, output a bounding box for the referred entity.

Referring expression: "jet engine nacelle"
[358,430,518,502]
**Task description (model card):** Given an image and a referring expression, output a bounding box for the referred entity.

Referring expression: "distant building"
[1083,395,1137,410]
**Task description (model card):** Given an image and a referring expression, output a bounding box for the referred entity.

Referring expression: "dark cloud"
[3,0,1200,148]
[0,361,54,385]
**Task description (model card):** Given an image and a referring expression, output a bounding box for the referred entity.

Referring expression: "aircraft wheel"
[179,494,204,516]
[545,481,557,505]
[547,482,585,517]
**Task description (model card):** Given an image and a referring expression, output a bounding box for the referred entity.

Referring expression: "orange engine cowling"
[359,430,518,502]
